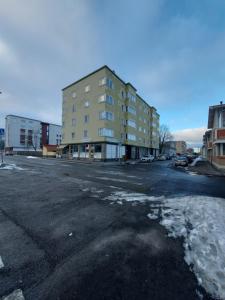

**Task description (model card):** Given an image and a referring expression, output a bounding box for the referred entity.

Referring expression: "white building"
[5,115,62,153]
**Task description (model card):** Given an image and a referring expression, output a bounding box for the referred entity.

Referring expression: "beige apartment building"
[61,65,159,160]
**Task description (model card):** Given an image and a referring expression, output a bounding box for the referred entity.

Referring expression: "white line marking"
[0,256,4,268]
[2,289,25,300]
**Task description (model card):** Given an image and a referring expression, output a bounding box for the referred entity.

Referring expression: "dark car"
[174,156,188,167]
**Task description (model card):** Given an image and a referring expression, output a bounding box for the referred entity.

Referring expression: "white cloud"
[172,127,206,146]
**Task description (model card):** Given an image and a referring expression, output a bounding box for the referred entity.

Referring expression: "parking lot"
[1,156,225,299]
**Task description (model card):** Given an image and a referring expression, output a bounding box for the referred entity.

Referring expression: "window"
[98,94,114,105]
[143,128,146,133]
[72,118,76,126]
[71,132,75,139]
[98,128,114,137]
[84,101,89,107]
[127,106,136,115]
[127,120,136,128]
[85,85,90,92]
[99,77,106,86]
[127,133,136,141]
[121,90,125,99]
[84,115,89,123]
[72,104,76,112]
[223,144,225,155]
[62,121,65,127]
[72,92,76,98]
[20,128,26,145]
[106,95,114,105]
[99,111,114,121]
[127,92,136,103]
[106,78,113,89]
[83,130,88,138]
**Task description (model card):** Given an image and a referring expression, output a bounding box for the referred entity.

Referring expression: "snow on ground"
[104,191,225,300]
[191,157,204,166]
[26,156,39,159]
[0,163,24,170]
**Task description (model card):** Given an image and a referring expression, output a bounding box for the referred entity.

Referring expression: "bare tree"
[159,124,173,154]
[32,130,40,151]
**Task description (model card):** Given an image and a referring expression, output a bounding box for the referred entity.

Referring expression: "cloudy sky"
[1,0,225,146]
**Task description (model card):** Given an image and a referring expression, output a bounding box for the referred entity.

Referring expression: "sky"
[1,0,225,147]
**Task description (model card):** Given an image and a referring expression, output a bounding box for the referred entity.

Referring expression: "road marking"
[2,289,25,300]
[0,256,4,268]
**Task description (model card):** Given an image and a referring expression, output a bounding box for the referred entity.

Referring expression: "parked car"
[174,156,188,167]
[140,155,155,162]
[158,155,166,161]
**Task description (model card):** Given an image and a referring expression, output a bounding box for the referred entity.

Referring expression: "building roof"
[5,114,61,127]
[62,65,137,91]
[208,103,225,129]
[62,65,159,115]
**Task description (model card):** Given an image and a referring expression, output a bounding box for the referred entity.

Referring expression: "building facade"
[164,141,176,156]
[203,102,225,169]
[62,66,160,160]
[175,141,187,154]
[5,115,62,153]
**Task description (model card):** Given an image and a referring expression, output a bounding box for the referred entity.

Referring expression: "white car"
[140,155,155,162]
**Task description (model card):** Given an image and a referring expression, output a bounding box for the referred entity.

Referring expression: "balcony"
[216,129,225,140]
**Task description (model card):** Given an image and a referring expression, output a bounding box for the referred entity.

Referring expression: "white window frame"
[99,77,106,86]
[85,85,90,93]
[84,101,90,107]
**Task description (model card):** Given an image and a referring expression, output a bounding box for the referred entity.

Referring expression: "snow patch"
[0,163,24,170]
[104,190,225,299]
[104,191,163,203]
[27,156,38,159]
[2,289,25,300]
[0,256,4,268]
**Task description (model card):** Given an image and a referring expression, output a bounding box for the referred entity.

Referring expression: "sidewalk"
[188,161,225,176]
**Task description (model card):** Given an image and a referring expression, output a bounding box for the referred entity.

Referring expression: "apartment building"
[62,65,159,160]
[164,141,176,156]
[175,141,187,154]
[5,115,62,153]
[203,102,225,169]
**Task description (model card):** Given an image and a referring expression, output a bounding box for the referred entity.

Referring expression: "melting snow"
[0,163,24,170]
[104,191,225,300]
[27,156,38,159]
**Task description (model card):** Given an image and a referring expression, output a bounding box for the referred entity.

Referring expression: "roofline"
[5,114,61,127]
[207,104,225,128]
[62,65,139,92]
[62,65,159,116]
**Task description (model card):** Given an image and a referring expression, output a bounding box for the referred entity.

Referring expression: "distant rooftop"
[208,102,225,128]
[6,114,61,127]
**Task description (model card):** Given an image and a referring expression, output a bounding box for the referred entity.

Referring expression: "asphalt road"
[0,156,224,300]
